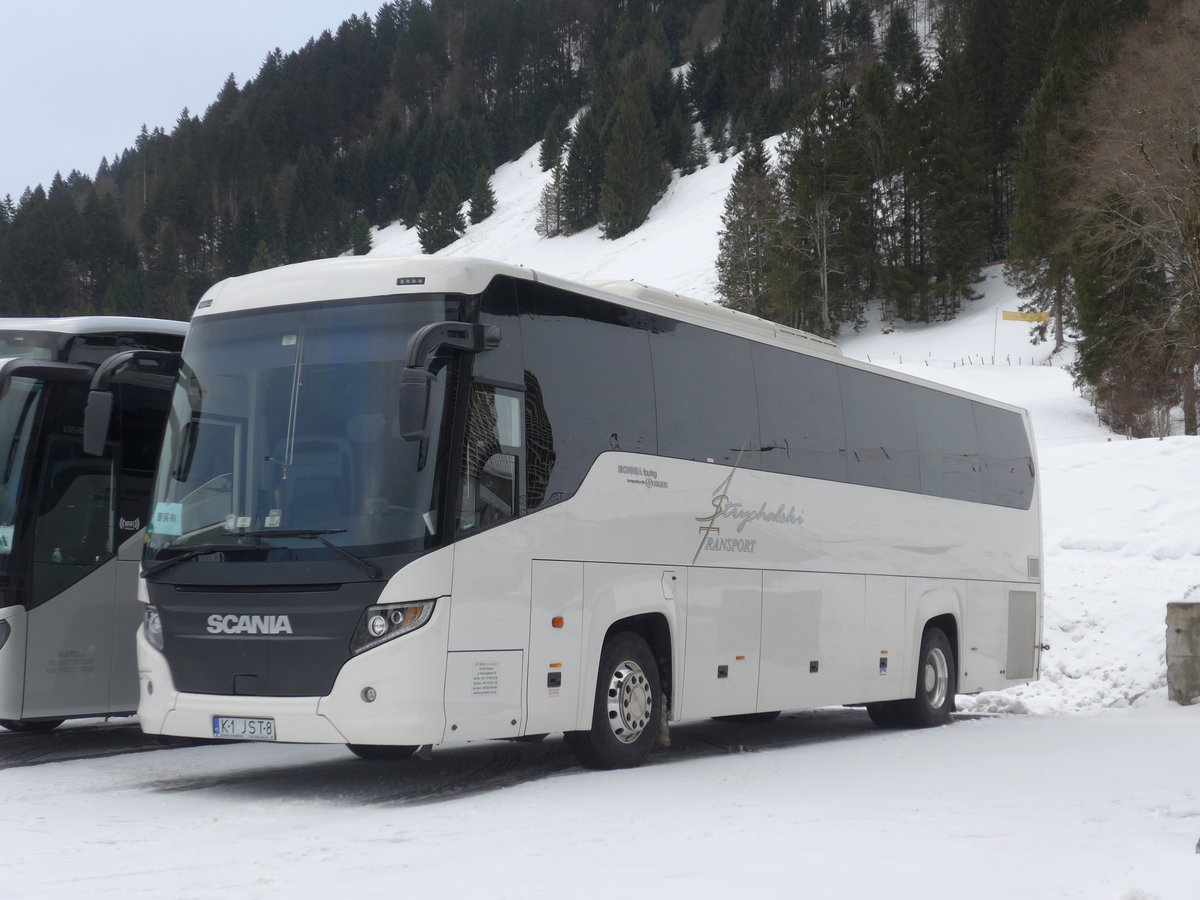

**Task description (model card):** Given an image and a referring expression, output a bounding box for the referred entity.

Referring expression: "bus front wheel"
[866,626,956,729]
[566,632,661,770]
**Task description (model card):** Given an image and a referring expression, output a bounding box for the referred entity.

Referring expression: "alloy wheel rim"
[923,646,949,710]
[606,659,652,744]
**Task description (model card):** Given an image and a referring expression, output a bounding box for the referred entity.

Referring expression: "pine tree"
[349,213,372,255]
[599,85,669,240]
[400,179,422,228]
[561,109,605,234]
[663,100,694,172]
[723,0,774,115]
[716,141,779,316]
[538,105,570,172]
[883,5,920,76]
[535,162,566,238]
[250,239,275,272]
[923,56,990,319]
[771,80,867,336]
[417,172,465,254]
[468,167,496,224]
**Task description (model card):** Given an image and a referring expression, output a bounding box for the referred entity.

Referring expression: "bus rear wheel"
[566,632,661,770]
[867,626,956,729]
[346,744,418,760]
[0,718,64,734]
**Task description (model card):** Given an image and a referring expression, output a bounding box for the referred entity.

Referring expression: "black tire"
[907,626,956,726]
[865,701,903,728]
[346,743,418,760]
[871,626,956,729]
[712,710,781,724]
[0,718,64,734]
[565,632,661,770]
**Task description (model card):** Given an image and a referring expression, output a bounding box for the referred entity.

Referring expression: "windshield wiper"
[142,542,270,578]
[240,529,383,581]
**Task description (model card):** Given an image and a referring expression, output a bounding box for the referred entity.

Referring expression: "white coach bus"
[0,316,186,732]
[114,257,1042,768]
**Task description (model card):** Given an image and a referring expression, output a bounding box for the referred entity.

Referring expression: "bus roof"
[193,256,841,359]
[0,316,188,338]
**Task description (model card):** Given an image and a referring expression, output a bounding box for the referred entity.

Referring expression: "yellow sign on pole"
[1002,310,1051,322]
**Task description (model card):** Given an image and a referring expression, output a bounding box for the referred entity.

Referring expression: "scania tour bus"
[0,317,186,733]
[113,257,1042,768]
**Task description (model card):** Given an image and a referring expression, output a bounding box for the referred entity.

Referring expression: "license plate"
[212,716,276,741]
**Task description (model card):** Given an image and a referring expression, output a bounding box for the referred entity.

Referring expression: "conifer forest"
[0,0,1195,436]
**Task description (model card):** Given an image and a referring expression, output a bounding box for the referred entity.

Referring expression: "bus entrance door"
[20,442,119,720]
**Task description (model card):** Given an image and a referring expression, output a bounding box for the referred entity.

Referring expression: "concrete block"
[1166,601,1200,705]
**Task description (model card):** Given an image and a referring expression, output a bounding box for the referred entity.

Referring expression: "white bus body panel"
[679,567,761,719]
[140,448,1040,745]
[526,561,584,735]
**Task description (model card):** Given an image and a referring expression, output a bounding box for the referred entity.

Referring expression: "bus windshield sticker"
[152,502,183,537]
[0,524,12,554]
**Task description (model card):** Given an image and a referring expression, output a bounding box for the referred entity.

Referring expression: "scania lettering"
[135,257,1042,769]
[0,317,186,733]
[206,615,294,635]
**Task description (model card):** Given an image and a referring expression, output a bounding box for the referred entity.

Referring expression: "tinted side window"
[914,387,980,502]
[112,382,172,536]
[651,323,760,468]
[753,343,847,481]
[32,436,116,606]
[473,276,523,386]
[840,367,919,492]
[517,283,657,510]
[974,402,1035,509]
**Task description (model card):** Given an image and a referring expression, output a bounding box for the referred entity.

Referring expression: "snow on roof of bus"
[0,315,188,336]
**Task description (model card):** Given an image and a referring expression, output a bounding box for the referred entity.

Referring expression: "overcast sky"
[1,1,376,203]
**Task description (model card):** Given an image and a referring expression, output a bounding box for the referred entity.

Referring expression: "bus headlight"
[351,600,435,655]
[144,605,164,651]
[0,618,10,651]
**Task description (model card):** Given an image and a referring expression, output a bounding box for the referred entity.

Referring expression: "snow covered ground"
[2,144,1198,899]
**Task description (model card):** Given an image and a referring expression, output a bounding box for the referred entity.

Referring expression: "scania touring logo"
[206,614,294,635]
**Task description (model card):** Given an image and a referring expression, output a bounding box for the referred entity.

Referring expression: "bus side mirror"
[398,367,432,441]
[83,390,114,456]
[397,321,501,442]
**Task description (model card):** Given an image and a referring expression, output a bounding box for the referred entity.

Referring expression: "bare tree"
[1068,0,1200,433]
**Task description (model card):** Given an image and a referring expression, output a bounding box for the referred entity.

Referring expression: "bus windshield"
[0,375,44,569]
[145,295,462,562]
